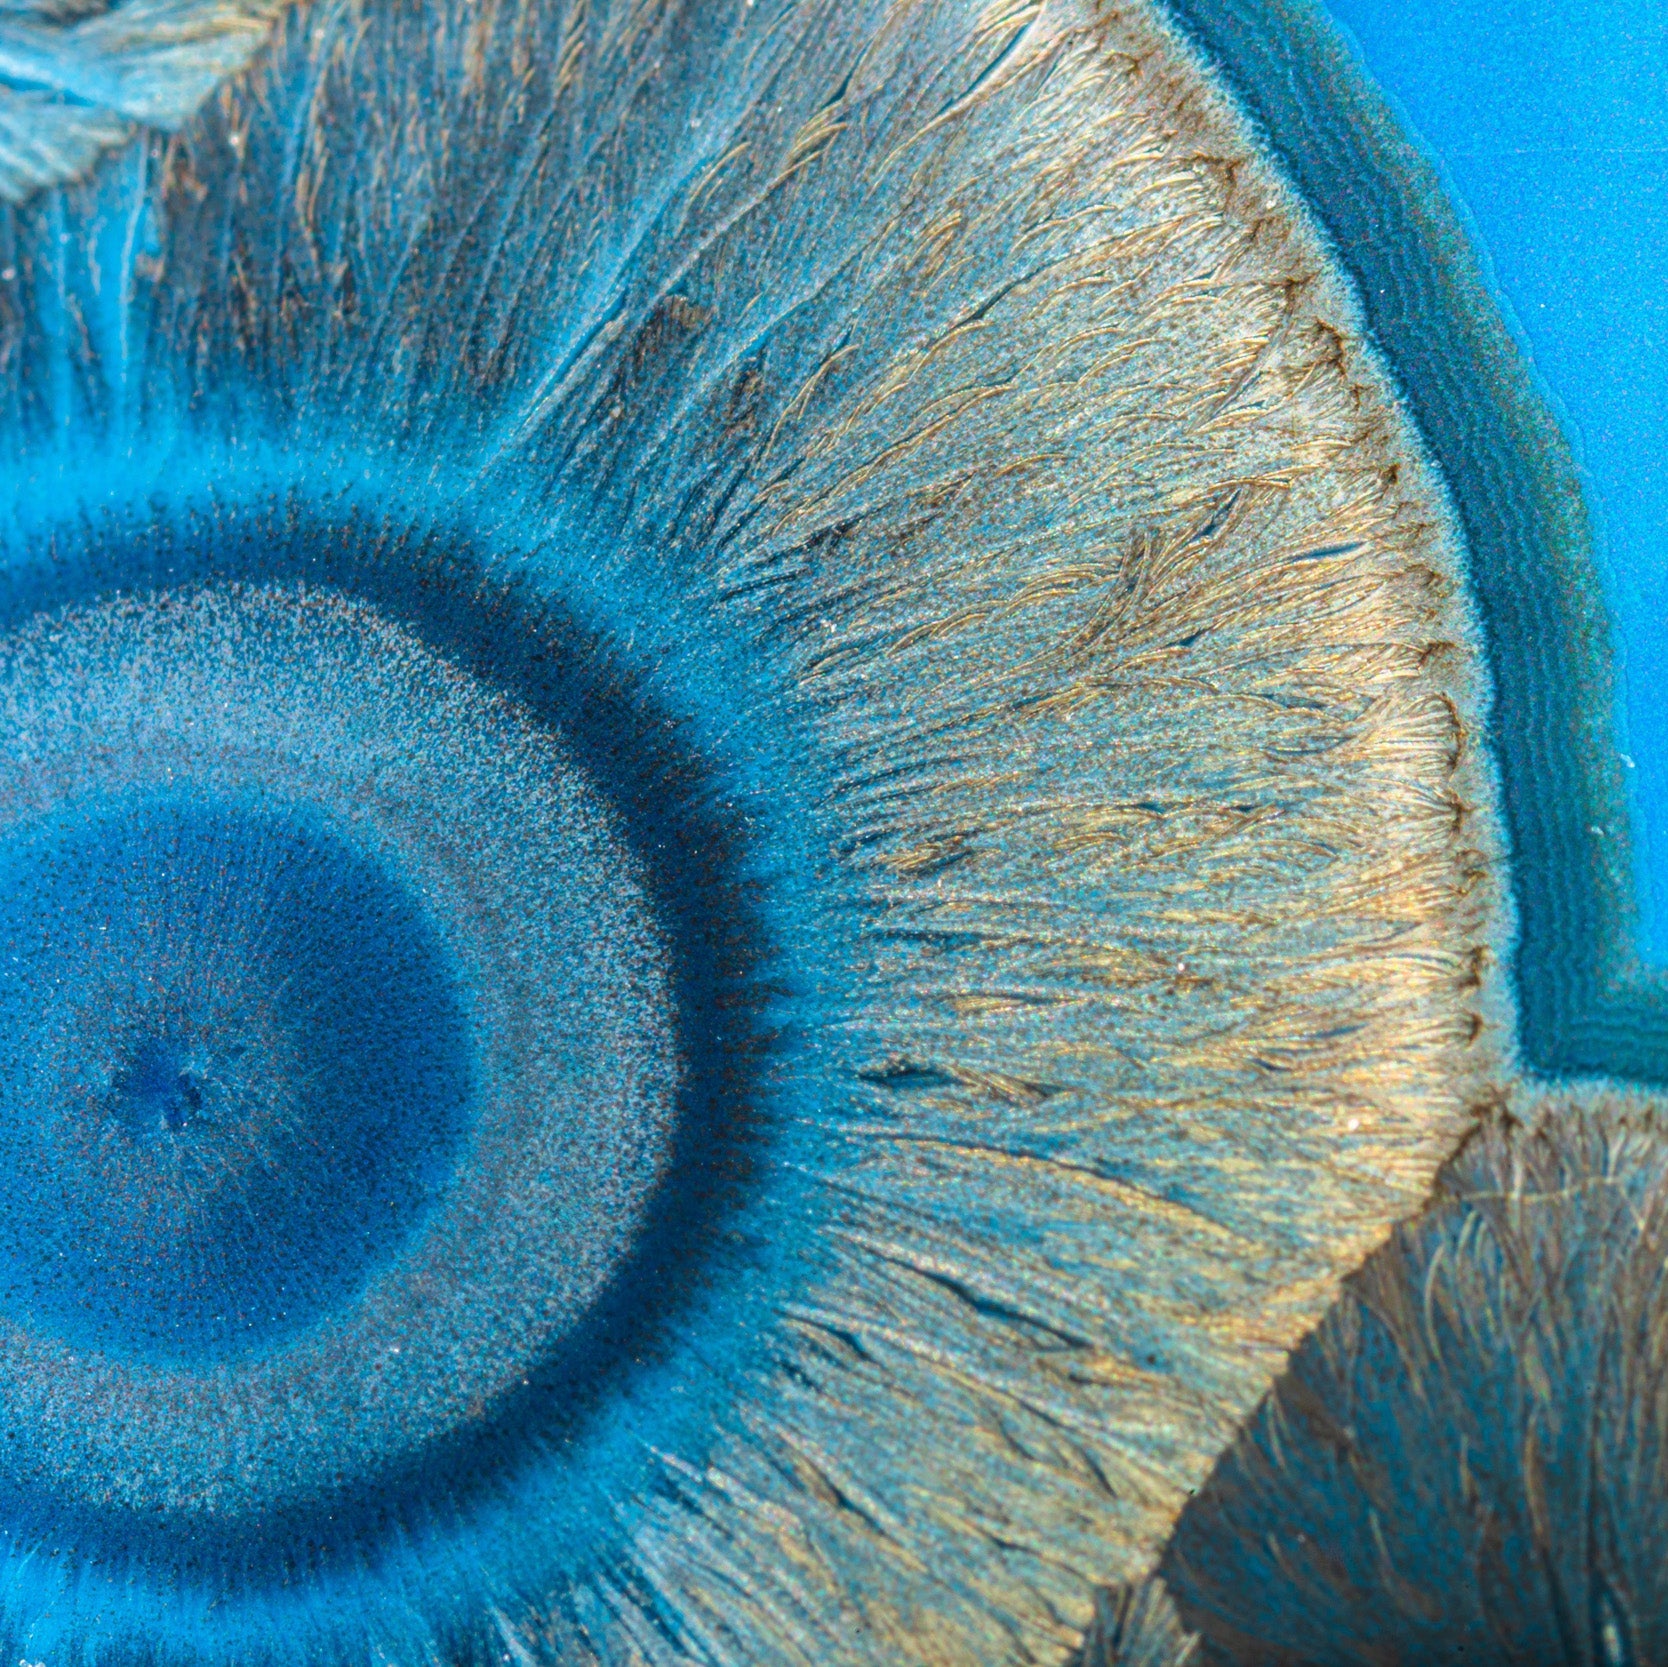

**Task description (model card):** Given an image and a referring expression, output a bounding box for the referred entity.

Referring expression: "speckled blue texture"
[0,791,471,1361]
[0,0,1507,1660]
[0,501,771,1657]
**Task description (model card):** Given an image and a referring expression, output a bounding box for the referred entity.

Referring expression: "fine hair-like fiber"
[1149,1096,1668,1665]
[0,0,280,200]
[0,0,1564,1662]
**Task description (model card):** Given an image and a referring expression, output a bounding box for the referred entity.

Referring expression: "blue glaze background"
[1316,0,1668,958]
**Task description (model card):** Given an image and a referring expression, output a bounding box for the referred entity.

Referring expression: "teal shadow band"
[1155,0,1662,1082]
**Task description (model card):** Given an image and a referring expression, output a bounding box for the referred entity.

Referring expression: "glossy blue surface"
[1319,0,1668,959]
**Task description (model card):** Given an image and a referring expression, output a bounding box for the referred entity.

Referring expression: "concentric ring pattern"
[0,0,1503,1661]
[0,579,684,1516]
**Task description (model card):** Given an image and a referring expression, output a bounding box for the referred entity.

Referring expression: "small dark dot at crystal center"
[110,1037,211,1137]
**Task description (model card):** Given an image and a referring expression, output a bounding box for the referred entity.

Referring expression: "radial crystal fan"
[1157,1097,1668,1666]
[0,0,283,202]
[0,0,1505,1661]
[1079,1577,1199,1666]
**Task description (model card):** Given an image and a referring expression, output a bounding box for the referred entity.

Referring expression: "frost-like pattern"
[0,0,280,199]
[0,1,1506,1661]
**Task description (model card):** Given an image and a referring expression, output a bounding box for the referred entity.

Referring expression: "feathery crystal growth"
[0,0,1531,1661]
[1157,1099,1668,1667]
[0,0,279,199]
